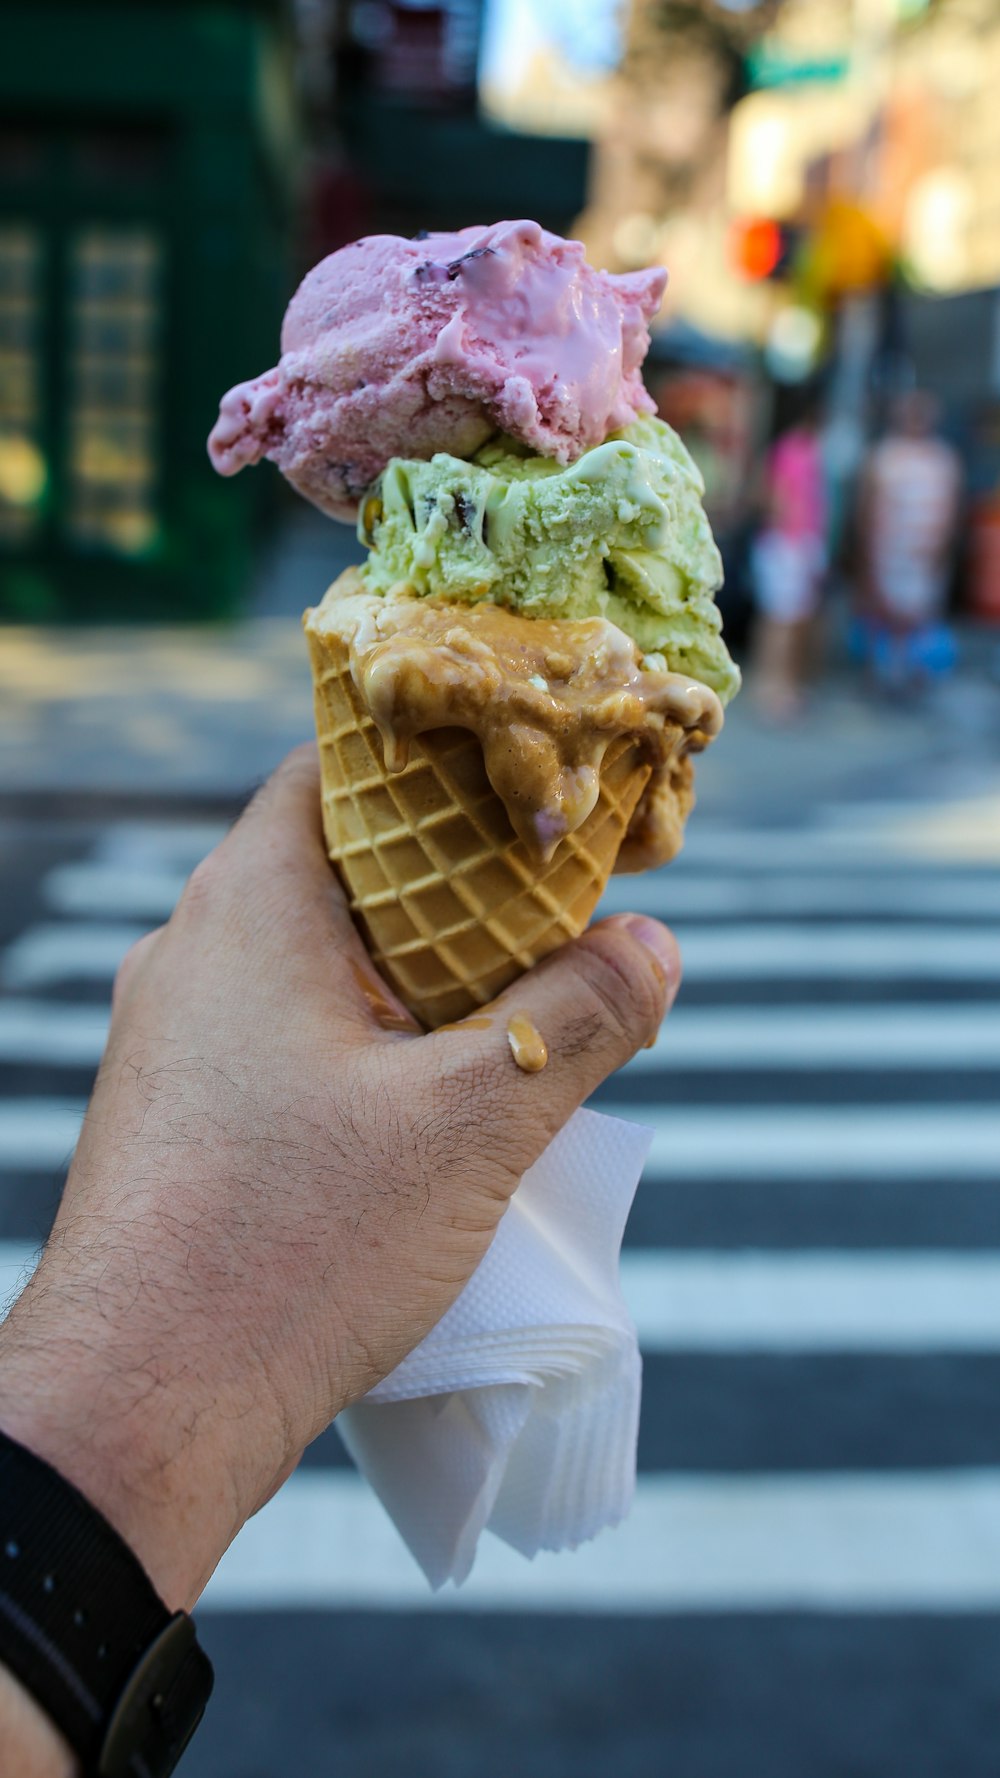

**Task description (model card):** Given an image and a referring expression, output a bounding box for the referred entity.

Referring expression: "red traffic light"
[730,217,784,281]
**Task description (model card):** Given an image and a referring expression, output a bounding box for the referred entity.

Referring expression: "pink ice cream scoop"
[207,219,666,521]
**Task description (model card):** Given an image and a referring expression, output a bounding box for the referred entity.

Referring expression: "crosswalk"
[1,799,1000,1765]
[7,1238,1000,1353]
[12,996,1000,1070]
[205,1469,1000,1614]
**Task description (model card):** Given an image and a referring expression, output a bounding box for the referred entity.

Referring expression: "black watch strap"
[0,1430,214,1777]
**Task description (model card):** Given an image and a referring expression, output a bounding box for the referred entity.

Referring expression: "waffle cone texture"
[306,616,678,1030]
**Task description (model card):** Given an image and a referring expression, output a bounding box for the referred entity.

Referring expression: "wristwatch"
[0,1430,214,1777]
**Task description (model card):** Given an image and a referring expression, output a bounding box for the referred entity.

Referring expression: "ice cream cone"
[214,220,738,1033]
[304,615,673,1030]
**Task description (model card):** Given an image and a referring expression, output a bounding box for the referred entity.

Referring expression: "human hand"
[0,746,679,1614]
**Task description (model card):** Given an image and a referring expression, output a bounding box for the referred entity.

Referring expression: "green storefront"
[0,0,297,619]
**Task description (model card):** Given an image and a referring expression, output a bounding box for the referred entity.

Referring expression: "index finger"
[226,745,421,1037]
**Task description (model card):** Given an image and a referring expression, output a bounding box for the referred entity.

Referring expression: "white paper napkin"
[337,1106,652,1589]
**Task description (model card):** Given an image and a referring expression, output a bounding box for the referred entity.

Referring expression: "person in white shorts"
[750,401,828,720]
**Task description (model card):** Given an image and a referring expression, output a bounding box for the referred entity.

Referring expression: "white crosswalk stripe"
[622,1252,1000,1351]
[92,821,227,872]
[3,1097,996,1181]
[634,1004,1000,1069]
[630,1105,1000,1181]
[673,817,1000,869]
[599,871,1000,921]
[204,1469,1000,1613]
[44,859,1000,924]
[0,1240,38,1311]
[0,923,150,988]
[668,923,1000,979]
[6,915,999,992]
[43,863,187,920]
[0,1001,110,1064]
[4,998,998,1072]
[0,1100,88,1168]
[9,1240,1000,1354]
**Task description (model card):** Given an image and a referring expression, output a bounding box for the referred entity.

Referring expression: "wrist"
[0,1266,245,1612]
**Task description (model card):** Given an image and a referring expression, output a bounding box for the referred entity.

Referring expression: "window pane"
[0,226,46,547]
[66,226,163,556]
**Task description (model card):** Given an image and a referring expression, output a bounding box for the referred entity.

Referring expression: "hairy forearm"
[0,1260,243,1615]
[0,1271,229,1776]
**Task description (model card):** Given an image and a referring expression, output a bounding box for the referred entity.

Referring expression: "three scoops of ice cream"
[208,218,740,1029]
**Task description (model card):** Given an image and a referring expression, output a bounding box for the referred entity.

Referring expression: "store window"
[67,225,163,556]
[0,225,47,543]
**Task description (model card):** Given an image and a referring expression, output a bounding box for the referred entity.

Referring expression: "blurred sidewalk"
[1,507,999,818]
[0,509,362,810]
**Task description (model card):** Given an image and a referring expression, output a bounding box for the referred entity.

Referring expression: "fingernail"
[615,915,681,988]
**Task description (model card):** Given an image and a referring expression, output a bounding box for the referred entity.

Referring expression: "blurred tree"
[578,0,781,284]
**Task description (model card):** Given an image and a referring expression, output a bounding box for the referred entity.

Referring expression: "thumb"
[426,914,681,1183]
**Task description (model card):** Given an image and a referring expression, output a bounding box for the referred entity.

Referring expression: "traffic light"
[730,216,801,282]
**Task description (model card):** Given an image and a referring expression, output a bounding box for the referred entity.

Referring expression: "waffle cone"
[305,619,662,1029]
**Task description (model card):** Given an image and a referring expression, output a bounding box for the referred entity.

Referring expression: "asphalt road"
[1,754,999,1777]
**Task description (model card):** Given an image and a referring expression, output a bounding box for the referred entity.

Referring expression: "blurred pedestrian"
[749,398,828,721]
[856,390,962,694]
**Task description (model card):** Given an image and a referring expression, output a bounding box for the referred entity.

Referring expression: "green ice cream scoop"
[357,416,740,704]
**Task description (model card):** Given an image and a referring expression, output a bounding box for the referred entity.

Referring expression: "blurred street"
[2,515,1000,1774]
[5,2,1000,1769]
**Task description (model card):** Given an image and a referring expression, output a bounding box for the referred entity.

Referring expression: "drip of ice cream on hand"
[207,219,666,522]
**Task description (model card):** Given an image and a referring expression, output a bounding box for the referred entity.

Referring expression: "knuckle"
[233,779,269,827]
[575,932,665,1045]
[280,740,319,776]
[111,928,161,1007]
[242,745,317,822]
[174,847,230,920]
[556,1007,608,1061]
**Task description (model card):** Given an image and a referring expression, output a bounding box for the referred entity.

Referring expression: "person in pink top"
[749,401,828,720]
